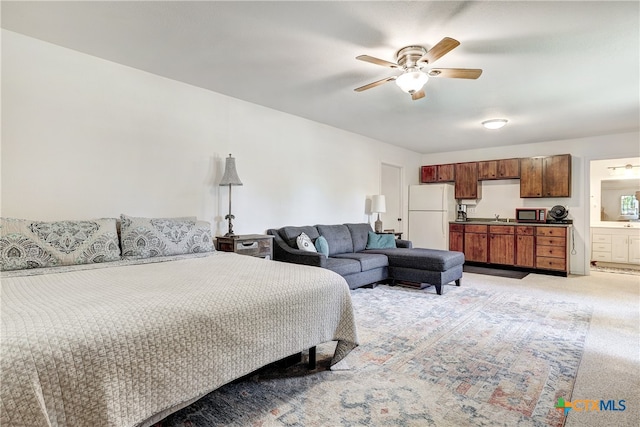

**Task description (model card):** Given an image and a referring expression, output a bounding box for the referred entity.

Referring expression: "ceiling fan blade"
[354,76,397,92]
[411,90,426,101]
[428,68,483,79]
[418,37,460,64]
[356,55,400,68]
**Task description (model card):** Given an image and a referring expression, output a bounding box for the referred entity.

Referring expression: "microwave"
[516,208,547,223]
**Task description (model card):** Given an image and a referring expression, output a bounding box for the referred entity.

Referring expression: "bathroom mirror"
[601,179,640,221]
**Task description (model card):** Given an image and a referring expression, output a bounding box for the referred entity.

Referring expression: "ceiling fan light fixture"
[482,119,508,130]
[395,70,428,94]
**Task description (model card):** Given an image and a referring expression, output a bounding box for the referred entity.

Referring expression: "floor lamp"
[219,154,243,237]
[371,195,386,233]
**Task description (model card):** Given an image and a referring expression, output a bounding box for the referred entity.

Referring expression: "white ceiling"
[2,1,639,154]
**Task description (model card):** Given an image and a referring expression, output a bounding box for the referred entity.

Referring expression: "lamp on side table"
[371,195,386,233]
[219,154,243,237]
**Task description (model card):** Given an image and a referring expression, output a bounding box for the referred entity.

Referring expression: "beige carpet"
[155,269,639,426]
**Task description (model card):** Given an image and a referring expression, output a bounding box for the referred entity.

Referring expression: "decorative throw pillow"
[365,231,397,249]
[120,214,214,259]
[0,217,121,271]
[314,235,330,257]
[296,232,317,252]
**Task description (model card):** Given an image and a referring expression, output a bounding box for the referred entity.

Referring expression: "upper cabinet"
[455,162,481,199]
[420,154,571,199]
[478,158,520,180]
[520,154,571,198]
[420,164,455,183]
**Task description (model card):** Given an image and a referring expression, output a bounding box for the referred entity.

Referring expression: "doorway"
[381,163,403,234]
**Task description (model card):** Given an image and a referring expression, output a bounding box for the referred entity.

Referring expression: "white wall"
[421,132,640,275]
[1,30,422,236]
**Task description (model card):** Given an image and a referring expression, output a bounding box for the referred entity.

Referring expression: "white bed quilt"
[0,252,358,427]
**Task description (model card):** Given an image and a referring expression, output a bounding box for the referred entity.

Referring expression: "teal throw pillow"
[315,235,330,257]
[366,231,396,249]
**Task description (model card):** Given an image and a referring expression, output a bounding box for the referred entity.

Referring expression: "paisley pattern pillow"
[120,215,214,259]
[0,217,121,271]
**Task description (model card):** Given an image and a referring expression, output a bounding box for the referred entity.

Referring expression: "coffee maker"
[456,204,468,222]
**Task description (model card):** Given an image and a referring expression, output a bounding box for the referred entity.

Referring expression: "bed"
[0,217,358,427]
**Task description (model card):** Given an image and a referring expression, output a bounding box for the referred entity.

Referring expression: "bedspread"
[0,252,358,427]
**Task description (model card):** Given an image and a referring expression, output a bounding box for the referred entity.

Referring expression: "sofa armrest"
[267,230,326,268]
[396,239,413,249]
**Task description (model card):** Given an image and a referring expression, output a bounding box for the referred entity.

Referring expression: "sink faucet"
[494,214,500,222]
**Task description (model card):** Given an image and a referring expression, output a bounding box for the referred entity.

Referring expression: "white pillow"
[296,232,317,252]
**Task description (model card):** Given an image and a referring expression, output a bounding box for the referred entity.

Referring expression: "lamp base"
[374,216,383,233]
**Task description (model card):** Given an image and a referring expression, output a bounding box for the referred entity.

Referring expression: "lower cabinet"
[535,227,567,272]
[488,225,514,265]
[515,226,535,267]
[591,227,640,265]
[449,224,464,252]
[450,223,570,275]
[463,225,488,262]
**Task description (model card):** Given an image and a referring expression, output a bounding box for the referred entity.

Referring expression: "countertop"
[450,219,572,227]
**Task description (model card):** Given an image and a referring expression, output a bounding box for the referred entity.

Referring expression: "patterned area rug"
[155,285,592,427]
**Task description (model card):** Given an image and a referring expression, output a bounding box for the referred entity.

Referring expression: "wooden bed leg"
[308,346,316,370]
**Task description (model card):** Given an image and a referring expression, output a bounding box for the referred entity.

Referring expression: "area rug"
[155,285,592,427]
[464,264,529,279]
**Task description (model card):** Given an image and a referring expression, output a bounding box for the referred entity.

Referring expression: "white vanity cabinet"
[591,227,640,264]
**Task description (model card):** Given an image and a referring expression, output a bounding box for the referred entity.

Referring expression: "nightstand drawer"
[235,239,270,257]
[216,234,274,259]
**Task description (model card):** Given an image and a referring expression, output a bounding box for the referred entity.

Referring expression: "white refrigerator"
[408,184,456,250]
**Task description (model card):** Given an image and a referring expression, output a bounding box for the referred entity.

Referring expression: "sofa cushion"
[314,235,330,257]
[345,223,374,253]
[364,247,464,272]
[366,231,397,249]
[279,226,319,249]
[324,257,361,276]
[333,252,388,271]
[316,224,353,255]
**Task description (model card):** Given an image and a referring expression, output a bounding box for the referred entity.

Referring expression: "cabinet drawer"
[591,251,612,262]
[536,227,566,237]
[449,224,465,232]
[592,234,611,244]
[465,225,487,233]
[536,236,565,247]
[536,245,566,258]
[235,239,271,257]
[592,243,611,252]
[516,226,534,235]
[489,225,514,234]
[536,256,566,271]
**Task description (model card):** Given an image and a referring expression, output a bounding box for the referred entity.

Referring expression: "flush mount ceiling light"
[395,68,429,94]
[482,119,508,130]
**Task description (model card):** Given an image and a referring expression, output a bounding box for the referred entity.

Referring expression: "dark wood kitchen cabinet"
[488,225,515,265]
[520,154,571,198]
[478,158,521,180]
[421,164,455,183]
[454,162,481,199]
[449,223,464,252]
[463,224,488,262]
[515,226,535,267]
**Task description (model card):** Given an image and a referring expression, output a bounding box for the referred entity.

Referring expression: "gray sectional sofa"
[267,223,464,294]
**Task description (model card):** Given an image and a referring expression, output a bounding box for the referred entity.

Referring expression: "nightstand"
[215,234,274,259]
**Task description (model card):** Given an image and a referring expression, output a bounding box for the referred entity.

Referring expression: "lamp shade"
[219,154,243,186]
[371,195,386,213]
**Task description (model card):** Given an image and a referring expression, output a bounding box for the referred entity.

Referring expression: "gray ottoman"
[364,248,465,295]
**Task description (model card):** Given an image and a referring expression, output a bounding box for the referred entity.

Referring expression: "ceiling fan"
[354,37,482,100]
